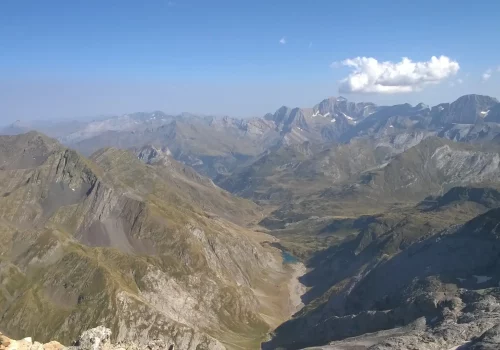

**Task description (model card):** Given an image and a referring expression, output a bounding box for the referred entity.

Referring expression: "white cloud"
[279,37,286,45]
[336,55,460,94]
[482,69,492,82]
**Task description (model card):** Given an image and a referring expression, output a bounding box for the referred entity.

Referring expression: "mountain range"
[3,93,500,349]
[4,94,499,180]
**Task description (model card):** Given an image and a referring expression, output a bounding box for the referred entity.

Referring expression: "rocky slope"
[218,131,431,204]
[264,204,500,349]
[0,132,298,350]
[431,94,499,125]
[261,137,500,225]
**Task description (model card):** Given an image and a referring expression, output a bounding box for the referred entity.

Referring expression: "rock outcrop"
[0,332,65,350]
[1,326,177,350]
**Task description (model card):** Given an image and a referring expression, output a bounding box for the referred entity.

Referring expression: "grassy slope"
[0,133,295,349]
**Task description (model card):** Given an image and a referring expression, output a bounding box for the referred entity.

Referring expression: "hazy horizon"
[1,0,500,123]
[2,85,498,126]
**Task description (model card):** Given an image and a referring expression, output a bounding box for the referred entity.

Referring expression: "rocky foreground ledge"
[0,326,174,350]
[3,320,500,350]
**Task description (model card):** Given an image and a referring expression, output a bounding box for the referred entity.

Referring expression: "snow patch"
[389,125,394,128]
[312,111,321,117]
[323,112,331,118]
[340,111,354,120]
[480,110,490,117]
[331,118,336,123]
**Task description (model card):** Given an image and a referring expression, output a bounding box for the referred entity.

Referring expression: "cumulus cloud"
[336,55,460,94]
[482,69,492,81]
[279,37,286,45]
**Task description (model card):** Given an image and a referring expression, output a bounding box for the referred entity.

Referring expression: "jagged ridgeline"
[0,132,297,349]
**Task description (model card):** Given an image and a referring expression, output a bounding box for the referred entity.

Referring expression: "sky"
[1,0,500,122]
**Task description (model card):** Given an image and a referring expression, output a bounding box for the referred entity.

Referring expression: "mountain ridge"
[0,131,301,349]
[4,94,499,180]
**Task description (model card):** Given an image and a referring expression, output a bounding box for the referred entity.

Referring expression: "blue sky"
[1,0,499,121]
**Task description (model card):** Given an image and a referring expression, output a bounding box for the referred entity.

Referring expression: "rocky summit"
[3,93,500,350]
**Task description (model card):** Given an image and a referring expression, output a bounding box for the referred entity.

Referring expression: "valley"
[2,94,500,349]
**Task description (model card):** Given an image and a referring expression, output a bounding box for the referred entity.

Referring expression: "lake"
[282,251,299,264]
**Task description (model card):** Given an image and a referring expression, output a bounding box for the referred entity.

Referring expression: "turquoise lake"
[282,251,299,264]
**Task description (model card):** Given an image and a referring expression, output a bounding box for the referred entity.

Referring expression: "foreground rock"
[5,320,500,350]
[304,318,500,350]
[0,332,64,349]
[1,326,179,350]
[69,326,180,349]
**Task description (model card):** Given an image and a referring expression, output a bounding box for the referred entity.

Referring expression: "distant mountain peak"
[431,94,499,125]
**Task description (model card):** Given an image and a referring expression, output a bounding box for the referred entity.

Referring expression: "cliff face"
[0,132,296,349]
